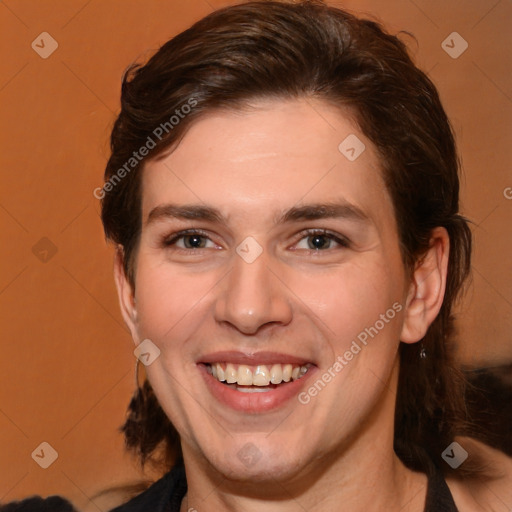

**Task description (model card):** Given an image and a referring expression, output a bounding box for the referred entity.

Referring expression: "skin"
[115,98,450,511]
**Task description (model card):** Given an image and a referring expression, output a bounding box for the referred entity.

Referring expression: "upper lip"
[197,351,314,366]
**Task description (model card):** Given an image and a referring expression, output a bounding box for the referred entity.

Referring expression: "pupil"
[309,235,328,250]
[185,235,204,248]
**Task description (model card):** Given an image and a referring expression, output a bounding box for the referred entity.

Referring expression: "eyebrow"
[145,201,370,226]
[146,204,223,225]
[276,202,369,224]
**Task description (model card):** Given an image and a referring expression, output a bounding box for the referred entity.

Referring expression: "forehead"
[141,98,395,230]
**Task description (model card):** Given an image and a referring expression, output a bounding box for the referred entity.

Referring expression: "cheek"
[133,255,217,342]
[289,260,403,345]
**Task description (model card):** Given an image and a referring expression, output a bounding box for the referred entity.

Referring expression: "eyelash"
[161,229,216,252]
[293,229,350,251]
[161,228,350,253]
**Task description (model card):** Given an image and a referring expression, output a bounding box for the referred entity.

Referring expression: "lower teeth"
[236,386,272,393]
[222,382,277,393]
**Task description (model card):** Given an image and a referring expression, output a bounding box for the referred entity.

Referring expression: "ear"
[113,245,139,342]
[400,227,450,343]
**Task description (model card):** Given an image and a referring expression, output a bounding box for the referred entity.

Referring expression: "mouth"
[205,362,311,392]
[198,353,316,412]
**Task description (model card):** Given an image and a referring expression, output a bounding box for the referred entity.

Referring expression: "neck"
[180,363,428,512]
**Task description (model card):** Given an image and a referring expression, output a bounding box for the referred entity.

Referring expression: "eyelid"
[160,228,350,252]
[162,228,220,248]
[291,228,350,250]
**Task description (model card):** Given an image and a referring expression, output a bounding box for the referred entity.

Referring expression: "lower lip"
[198,364,315,413]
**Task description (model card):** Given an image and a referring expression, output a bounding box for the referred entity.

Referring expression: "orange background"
[0,0,510,510]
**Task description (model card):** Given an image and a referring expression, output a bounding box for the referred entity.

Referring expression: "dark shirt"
[424,468,459,512]
[0,464,458,511]
[109,465,187,512]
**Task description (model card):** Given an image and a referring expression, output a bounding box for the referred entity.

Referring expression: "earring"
[419,344,427,359]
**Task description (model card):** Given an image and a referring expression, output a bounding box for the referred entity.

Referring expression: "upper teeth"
[206,363,309,386]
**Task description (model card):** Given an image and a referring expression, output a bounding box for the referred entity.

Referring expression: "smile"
[198,351,316,411]
[205,362,311,391]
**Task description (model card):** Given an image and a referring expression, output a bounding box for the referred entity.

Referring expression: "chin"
[210,444,310,485]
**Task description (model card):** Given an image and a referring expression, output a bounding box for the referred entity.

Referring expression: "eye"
[294,230,349,251]
[162,230,219,250]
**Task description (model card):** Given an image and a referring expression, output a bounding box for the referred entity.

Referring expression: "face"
[117,99,423,484]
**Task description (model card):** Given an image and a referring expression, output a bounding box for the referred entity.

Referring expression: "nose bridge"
[214,247,292,334]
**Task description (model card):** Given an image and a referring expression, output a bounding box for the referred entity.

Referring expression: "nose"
[214,249,293,335]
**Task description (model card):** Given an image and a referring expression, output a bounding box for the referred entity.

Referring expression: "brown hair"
[101,1,477,477]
